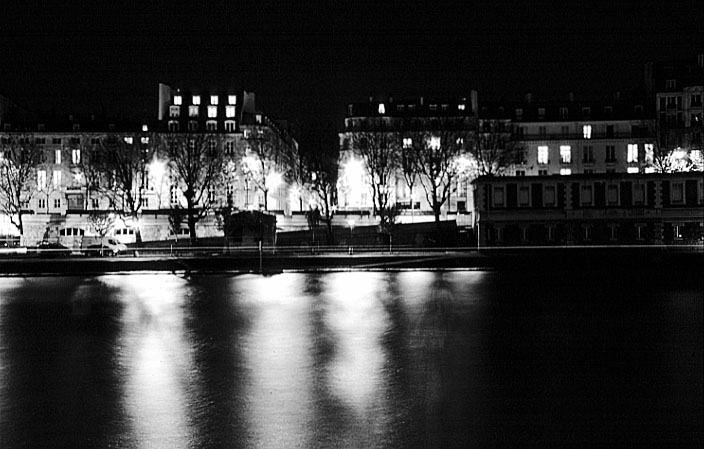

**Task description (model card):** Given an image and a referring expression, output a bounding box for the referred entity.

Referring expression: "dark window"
[620,182,632,206]
[594,182,606,207]
[685,180,698,205]
[506,184,517,208]
[531,183,543,208]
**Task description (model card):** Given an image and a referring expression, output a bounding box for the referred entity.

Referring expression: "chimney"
[568,92,574,102]
[420,96,424,105]
[470,90,479,115]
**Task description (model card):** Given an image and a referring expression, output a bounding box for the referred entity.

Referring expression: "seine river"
[0,269,701,448]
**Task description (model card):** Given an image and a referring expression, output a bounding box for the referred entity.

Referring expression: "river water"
[0,270,701,448]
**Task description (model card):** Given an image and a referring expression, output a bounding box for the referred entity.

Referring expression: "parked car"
[35,241,73,257]
[83,238,128,257]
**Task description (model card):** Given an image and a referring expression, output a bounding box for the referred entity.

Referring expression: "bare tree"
[301,121,338,244]
[400,136,419,213]
[347,131,400,225]
[471,120,524,176]
[240,126,295,211]
[411,131,471,227]
[88,210,116,255]
[163,133,224,243]
[96,133,152,244]
[0,133,44,236]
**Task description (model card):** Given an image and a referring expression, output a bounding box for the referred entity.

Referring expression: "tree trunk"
[186,198,197,245]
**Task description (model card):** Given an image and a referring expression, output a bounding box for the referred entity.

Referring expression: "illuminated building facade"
[339,93,479,224]
[473,172,704,246]
[487,95,657,176]
[0,86,300,245]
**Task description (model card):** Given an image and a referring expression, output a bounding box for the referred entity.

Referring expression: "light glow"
[173,95,182,105]
[627,167,640,174]
[378,103,385,114]
[560,168,571,175]
[627,144,638,163]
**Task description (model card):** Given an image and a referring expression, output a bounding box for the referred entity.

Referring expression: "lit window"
[37,170,46,190]
[55,150,61,164]
[189,106,199,117]
[208,106,217,118]
[53,170,62,188]
[226,106,236,118]
[72,149,80,164]
[228,95,237,105]
[627,167,639,174]
[174,95,182,105]
[627,144,638,163]
[537,146,549,164]
[560,168,571,175]
[224,121,236,132]
[141,136,149,144]
[403,138,412,148]
[644,144,654,163]
[206,121,217,131]
[378,103,385,114]
[192,95,201,105]
[210,95,219,105]
[458,104,465,111]
[124,136,133,144]
[583,125,592,139]
[429,136,441,150]
[560,145,571,164]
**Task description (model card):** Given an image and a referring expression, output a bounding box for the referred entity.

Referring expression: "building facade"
[338,94,479,224]
[0,86,300,245]
[473,173,704,246]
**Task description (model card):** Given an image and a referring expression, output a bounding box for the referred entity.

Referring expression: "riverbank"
[0,247,702,275]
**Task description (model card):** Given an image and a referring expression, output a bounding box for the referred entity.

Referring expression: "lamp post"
[347,219,355,255]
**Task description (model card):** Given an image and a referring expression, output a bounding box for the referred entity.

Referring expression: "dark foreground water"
[0,270,701,448]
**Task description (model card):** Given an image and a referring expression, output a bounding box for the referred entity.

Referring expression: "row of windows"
[173,95,237,106]
[169,105,237,119]
[534,143,651,164]
[489,180,702,209]
[657,93,702,109]
[167,120,237,132]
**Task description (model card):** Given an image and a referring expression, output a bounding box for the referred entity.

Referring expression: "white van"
[81,236,129,256]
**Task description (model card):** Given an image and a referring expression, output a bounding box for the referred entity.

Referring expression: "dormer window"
[515,108,523,119]
[458,104,465,111]
[538,108,546,119]
[559,107,568,118]
[228,95,237,105]
[192,95,201,105]
[210,95,219,105]
[429,104,437,111]
[666,79,676,89]
[604,106,613,114]
[174,95,182,105]
[378,103,385,114]
[582,107,591,115]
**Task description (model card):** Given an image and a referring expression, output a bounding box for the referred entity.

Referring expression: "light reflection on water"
[0,271,701,448]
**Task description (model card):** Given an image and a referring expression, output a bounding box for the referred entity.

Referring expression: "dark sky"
[1,0,702,131]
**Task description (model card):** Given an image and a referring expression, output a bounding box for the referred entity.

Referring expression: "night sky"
[1,0,702,132]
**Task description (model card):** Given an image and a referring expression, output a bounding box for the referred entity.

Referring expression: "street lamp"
[347,219,355,255]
